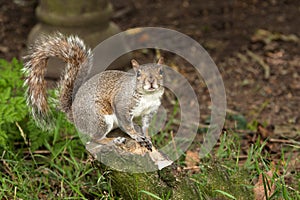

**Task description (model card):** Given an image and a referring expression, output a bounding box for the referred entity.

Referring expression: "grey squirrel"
[23,33,165,151]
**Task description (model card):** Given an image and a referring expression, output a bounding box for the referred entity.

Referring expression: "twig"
[14,186,17,200]
[112,7,133,19]
[171,131,179,160]
[183,166,200,170]
[233,155,249,159]
[2,159,16,180]
[23,150,51,154]
[226,108,241,115]
[269,138,300,145]
[247,50,270,79]
[16,122,29,146]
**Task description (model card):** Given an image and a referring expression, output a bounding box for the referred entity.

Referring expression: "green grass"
[0,58,299,199]
[0,58,113,199]
[193,131,300,199]
[0,113,111,199]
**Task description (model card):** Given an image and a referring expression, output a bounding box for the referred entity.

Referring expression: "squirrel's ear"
[157,57,164,65]
[131,59,140,71]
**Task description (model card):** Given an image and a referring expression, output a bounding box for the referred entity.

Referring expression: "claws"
[134,135,152,151]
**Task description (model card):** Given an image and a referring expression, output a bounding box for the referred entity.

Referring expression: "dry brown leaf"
[185,150,200,170]
[253,170,276,200]
[257,123,275,139]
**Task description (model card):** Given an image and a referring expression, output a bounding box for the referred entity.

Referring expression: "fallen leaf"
[257,123,275,139]
[0,45,8,53]
[254,170,276,200]
[252,29,299,44]
[247,50,270,79]
[185,150,200,171]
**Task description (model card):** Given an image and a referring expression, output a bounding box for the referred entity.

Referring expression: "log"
[86,129,200,199]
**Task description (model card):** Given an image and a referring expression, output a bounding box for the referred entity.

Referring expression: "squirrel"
[23,33,165,151]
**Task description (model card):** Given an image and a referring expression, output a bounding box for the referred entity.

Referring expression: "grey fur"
[23,32,165,151]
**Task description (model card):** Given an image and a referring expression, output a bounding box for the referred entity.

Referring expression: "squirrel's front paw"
[133,135,152,151]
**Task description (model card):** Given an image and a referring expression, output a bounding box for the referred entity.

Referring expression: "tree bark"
[86,129,200,199]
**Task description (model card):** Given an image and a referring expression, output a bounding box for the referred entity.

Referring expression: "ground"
[1,0,299,128]
[0,0,299,193]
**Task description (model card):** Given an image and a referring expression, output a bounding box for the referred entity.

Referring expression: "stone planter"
[27,0,127,79]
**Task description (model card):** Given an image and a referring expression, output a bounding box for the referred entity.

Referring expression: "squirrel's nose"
[149,79,158,89]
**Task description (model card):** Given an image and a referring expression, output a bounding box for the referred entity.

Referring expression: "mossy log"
[86,129,200,199]
[107,167,200,200]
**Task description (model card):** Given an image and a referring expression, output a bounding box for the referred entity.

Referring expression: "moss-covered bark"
[87,129,200,199]
[105,165,200,200]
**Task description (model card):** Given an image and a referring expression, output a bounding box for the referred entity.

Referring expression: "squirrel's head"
[132,57,164,94]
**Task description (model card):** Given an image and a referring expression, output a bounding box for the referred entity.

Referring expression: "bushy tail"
[23,33,93,129]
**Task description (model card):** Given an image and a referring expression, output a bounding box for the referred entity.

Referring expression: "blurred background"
[0,0,299,198]
[1,0,299,133]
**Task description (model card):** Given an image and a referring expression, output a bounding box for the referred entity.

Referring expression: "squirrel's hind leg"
[94,114,128,145]
[91,114,116,142]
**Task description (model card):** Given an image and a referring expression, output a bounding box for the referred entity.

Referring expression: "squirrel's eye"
[136,70,141,77]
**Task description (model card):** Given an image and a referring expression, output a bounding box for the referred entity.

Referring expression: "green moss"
[194,163,254,200]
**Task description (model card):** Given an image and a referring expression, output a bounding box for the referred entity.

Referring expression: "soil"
[0,0,299,184]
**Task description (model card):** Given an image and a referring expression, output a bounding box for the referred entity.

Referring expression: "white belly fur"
[104,91,163,132]
[131,91,163,117]
[104,114,119,131]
